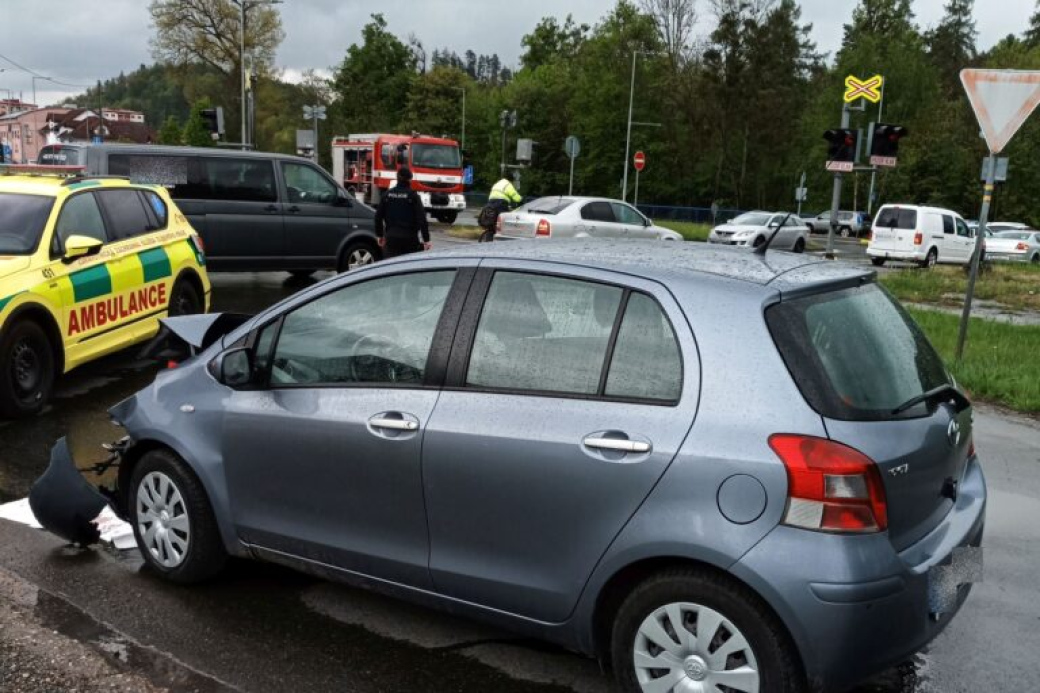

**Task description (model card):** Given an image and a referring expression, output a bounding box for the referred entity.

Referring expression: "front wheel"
[167,278,202,317]
[0,319,56,418]
[130,449,227,583]
[339,240,380,272]
[611,569,805,693]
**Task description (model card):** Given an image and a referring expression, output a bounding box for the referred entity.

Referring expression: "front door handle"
[263,204,279,213]
[583,436,650,453]
[369,416,419,431]
[287,205,301,214]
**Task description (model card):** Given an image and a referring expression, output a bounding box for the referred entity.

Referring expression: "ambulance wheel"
[168,279,202,317]
[0,319,56,418]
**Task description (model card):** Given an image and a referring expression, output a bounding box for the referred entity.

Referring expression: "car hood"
[0,255,31,279]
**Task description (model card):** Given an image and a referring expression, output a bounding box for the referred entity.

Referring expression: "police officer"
[375,167,431,258]
[489,171,522,209]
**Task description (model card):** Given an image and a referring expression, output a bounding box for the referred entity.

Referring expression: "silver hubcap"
[136,472,190,568]
[633,602,760,692]
[348,249,374,269]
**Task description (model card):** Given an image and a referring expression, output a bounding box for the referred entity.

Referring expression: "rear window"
[875,208,917,230]
[522,197,574,215]
[767,283,951,421]
[38,145,85,166]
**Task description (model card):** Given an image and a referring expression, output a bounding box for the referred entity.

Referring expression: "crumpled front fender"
[28,437,114,546]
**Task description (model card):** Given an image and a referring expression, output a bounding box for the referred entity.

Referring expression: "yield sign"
[961,69,1040,154]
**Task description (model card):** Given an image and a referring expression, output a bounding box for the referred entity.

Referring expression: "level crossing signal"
[870,124,908,167]
[823,129,858,172]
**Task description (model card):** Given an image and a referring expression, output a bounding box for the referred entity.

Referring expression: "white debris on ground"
[0,499,136,550]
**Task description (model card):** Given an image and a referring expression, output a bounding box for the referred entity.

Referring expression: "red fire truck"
[331,133,466,224]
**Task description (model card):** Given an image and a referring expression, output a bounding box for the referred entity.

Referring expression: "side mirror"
[768,222,780,229]
[335,189,353,207]
[62,235,103,262]
[212,347,254,388]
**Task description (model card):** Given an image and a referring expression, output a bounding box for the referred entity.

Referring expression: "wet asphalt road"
[1,229,1038,692]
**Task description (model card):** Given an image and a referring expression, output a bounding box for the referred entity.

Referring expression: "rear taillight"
[968,436,976,459]
[913,232,923,246]
[769,434,888,534]
[1017,242,1029,251]
[536,219,551,236]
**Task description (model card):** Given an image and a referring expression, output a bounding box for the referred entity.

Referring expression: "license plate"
[928,546,983,614]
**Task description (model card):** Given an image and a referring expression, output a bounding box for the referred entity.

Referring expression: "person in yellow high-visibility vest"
[489,174,522,206]
[480,172,523,242]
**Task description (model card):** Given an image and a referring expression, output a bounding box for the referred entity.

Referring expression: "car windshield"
[522,197,575,215]
[995,231,1032,240]
[410,144,461,170]
[767,283,951,421]
[730,213,771,226]
[875,208,917,230]
[0,193,55,255]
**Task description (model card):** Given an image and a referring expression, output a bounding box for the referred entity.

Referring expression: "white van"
[867,204,977,268]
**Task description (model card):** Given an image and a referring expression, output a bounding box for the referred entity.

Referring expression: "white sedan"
[495,196,682,241]
[708,211,809,252]
[985,230,1040,263]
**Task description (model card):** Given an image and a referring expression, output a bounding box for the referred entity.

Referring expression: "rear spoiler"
[138,313,252,364]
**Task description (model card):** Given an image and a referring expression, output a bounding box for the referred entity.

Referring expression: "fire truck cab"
[332,133,466,224]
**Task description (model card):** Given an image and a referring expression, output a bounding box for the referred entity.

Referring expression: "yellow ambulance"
[0,166,210,417]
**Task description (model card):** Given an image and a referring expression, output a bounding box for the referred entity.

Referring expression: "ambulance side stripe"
[138,247,172,283]
[69,265,112,303]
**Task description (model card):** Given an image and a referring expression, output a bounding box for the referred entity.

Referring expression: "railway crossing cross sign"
[844,75,883,104]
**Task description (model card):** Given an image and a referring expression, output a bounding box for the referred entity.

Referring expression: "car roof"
[65,142,316,162]
[877,203,960,216]
[414,239,871,293]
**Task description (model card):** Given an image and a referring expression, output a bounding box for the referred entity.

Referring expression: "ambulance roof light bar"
[0,164,86,177]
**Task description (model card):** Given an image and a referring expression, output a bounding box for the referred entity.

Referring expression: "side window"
[108,154,204,200]
[466,273,623,395]
[142,190,168,229]
[97,189,153,241]
[581,202,616,223]
[605,293,682,401]
[942,215,955,235]
[55,192,107,246]
[200,158,276,202]
[269,271,456,386]
[956,219,971,237]
[381,144,395,168]
[611,202,645,225]
[281,162,337,204]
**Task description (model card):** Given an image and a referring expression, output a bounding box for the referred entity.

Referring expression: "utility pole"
[866,85,885,216]
[957,155,997,359]
[238,0,246,146]
[826,104,852,259]
[622,51,637,201]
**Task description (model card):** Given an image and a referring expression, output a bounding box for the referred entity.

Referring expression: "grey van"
[37,143,381,274]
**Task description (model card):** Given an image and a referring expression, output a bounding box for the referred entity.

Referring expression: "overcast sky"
[1,0,1035,106]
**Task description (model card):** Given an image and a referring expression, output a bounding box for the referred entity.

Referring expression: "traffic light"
[870,123,908,166]
[823,128,858,164]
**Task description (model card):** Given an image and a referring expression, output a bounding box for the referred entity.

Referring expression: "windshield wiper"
[891,384,968,415]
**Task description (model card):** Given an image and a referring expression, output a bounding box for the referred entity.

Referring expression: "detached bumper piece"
[28,437,116,546]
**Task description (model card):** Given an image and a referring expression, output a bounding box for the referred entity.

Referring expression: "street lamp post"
[622,50,656,202]
[452,86,466,150]
[231,0,281,148]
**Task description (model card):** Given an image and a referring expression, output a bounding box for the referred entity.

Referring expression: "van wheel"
[339,241,380,272]
[839,226,851,238]
[611,569,805,693]
[0,319,56,418]
[920,248,938,269]
[168,279,202,317]
[871,257,886,267]
[130,448,227,584]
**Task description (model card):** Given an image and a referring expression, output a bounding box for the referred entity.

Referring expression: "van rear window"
[766,284,951,421]
[875,208,917,229]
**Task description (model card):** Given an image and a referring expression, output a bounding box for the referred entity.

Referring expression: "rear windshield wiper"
[891,383,969,415]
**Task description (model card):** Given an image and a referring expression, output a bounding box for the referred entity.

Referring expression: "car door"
[938,214,960,262]
[196,156,284,268]
[577,201,624,238]
[279,160,356,269]
[954,217,975,263]
[610,201,654,238]
[421,262,700,622]
[219,263,475,588]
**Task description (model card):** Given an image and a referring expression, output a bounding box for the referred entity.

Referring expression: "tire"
[437,212,458,225]
[871,257,886,267]
[1031,254,1039,264]
[611,569,805,693]
[839,226,851,238]
[920,248,938,269]
[339,240,380,272]
[289,270,315,280]
[129,448,227,584]
[167,278,202,317]
[752,236,766,248]
[792,238,806,254]
[478,229,496,243]
[0,319,56,418]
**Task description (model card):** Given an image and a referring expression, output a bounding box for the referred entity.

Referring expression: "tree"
[927,0,978,89]
[843,0,916,50]
[640,0,697,64]
[158,115,183,144]
[1027,1,1040,47]
[182,99,216,146]
[520,16,589,70]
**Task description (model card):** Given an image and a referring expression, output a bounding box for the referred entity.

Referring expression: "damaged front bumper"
[28,436,131,546]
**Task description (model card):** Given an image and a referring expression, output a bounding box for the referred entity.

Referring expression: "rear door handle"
[288,205,301,214]
[369,416,419,431]
[263,204,279,213]
[583,437,650,453]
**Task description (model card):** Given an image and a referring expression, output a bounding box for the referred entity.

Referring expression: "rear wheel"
[871,257,886,267]
[167,278,202,317]
[0,319,56,418]
[792,238,806,254]
[611,569,804,693]
[130,448,226,583]
[839,226,851,238]
[339,240,380,272]
[920,247,938,269]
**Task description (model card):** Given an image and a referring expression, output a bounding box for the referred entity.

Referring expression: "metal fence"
[635,204,749,225]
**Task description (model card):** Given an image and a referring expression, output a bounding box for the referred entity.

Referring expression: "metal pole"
[867,87,884,216]
[461,89,466,151]
[313,111,319,164]
[797,171,806,217]
[634,168,640,207]
[956,154,998,360]
[826,105,851,259]
[500,126,506,177]
[240,0,247,147]
[622,51,637,201]
[31,77,36,107]
[569,154,575,196]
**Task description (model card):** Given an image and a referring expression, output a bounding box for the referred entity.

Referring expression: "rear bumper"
[866,247,926,261]
[731,455,986,692]
[987,251,1032,262]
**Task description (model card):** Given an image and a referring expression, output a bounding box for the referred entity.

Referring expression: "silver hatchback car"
[33,241,984,693]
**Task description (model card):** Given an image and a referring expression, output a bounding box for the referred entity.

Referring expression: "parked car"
[803,210,863,237]
[32,240,984,693]
[495,196,682,241]
[867,204,978,268]
[0,166,209,416]
[985,222,1032,234]
[985,230,1040,263]
[36,143,380,275]
[708,211,808,252]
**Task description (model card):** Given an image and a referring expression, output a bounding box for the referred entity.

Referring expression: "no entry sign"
[633,151,646,172]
